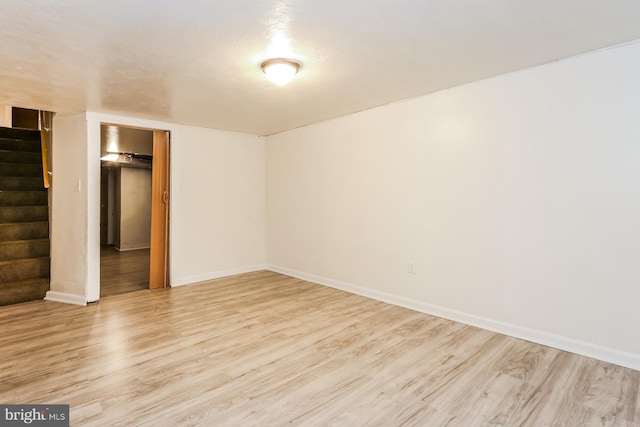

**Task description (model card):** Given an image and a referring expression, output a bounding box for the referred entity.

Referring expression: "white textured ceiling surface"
[1,1,639,135]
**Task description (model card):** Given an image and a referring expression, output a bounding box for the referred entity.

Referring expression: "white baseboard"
[44,291,87,306]
[267,264,640,372]
[171,264,267,287]
[115,245,151,252]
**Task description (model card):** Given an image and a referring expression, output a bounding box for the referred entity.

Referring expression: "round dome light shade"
[261,59,301,86]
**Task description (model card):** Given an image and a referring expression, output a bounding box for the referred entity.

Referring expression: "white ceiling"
[1,1,639,135]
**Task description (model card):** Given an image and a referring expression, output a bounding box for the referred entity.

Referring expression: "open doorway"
[99,125,154,297]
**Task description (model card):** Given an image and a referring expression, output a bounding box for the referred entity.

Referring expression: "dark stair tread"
[0,163,43,177]
[0,127,49,305]
[0,222,49,240]
[0,256,50,265]
[0,139,41,152]
[0,238,49,245]
[0,277,49,306]
[0,128,41,142]
[0,126,50,306]
[0,190,48,206]
[0,176,46,190]
[0,239,50,262]
[0,256,50,282]
[0,150,42,164]
[0,205,49,223]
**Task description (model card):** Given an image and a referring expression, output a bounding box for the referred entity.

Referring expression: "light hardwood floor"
[100,245,150,297]
[1,271,638,426]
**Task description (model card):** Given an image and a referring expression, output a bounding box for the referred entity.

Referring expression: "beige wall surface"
[0,105,11,127]
[117,167,152,251]
[89,114,267,293]
[171,125,266,285]
[266,42,640,369]
[47,42,640,371]
[49,113,89,304]
[51,113,266,303]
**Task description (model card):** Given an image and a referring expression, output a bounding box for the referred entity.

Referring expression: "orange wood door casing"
[149,130,169,289]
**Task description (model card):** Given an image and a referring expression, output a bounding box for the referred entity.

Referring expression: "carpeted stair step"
[0,257,49,282]
[0,127,49,306]
[0,128,41,142]
[0,239,49,262]
[0,277,49,306]
[0,206,49,223]
[0,176,45,191]
[0,222,49,240]
[0,150,41,164]
[0,138,41,152]
[0,163,42,177]
[0,190,48,206]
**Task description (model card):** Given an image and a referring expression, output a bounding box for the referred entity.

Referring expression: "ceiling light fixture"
[261,58,301,86]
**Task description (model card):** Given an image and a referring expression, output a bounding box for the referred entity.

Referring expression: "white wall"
[266,42,640,370]
[48,113,90,305]
[87,114,266,294]
[118,167,152,251]
[169,125,266,285]
[49,112,265,303]
[89,114,266,291]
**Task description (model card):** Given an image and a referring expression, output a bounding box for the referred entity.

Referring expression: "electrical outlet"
[408,262,416,274]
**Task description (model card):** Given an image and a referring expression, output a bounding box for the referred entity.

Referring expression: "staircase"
[0,127,50,305]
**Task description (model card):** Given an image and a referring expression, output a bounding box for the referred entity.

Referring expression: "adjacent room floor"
[1,271,638,426]
[100,245,149,297]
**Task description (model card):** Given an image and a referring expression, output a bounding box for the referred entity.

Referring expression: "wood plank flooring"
[0,271,638,426]
[100,245,149,297]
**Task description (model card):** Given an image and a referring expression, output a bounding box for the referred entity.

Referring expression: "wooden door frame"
[149,130,170,289]
[97,123,170,295]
